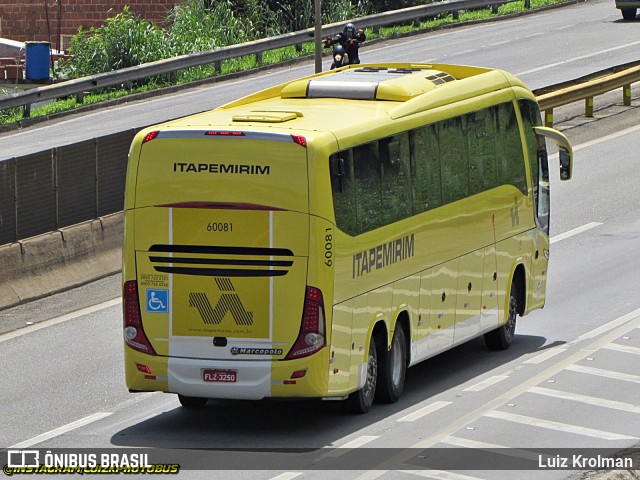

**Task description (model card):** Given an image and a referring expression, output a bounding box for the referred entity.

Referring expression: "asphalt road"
[1,1,640,479]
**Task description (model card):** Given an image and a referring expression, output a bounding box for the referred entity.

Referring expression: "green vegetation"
[1,0,567,125]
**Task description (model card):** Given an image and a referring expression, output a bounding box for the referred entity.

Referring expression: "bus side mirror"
[559,147,571,181]
[533,126,573,181]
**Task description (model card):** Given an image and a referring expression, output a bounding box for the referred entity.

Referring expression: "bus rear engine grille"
[148,244,294,277]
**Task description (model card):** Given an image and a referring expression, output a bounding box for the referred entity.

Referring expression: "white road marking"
[602,343,640,356]
[528,386,640,413]
[441,436,508,449]
[338,435,379,449]
[516,40,640,76]
[566,364,640,384]
[9,412,113,449]
[269,473,302,480]
[399,470,483,480]
[572,122,640,153]
[0,298,121,343]
[322,436,380,458]
[578,307,640,341]
[441,436,541,462]
[463,375,509,392]
[397,401,452,422]
[550,222,602,244]
[484,410,637,440]
[524,347,566,364]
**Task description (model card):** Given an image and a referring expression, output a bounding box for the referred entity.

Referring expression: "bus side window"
[518,99,550,234]
[440,116,468,204]
[467,107,498,195]
[330,150,358,235]
[410,125,441,214]
[496,102,527,195]
[379,133,412,225]
[353,142,382,235]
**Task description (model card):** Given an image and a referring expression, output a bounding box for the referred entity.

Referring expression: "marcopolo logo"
[230,347,283,356]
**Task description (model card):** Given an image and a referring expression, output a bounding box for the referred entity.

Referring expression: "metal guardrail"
[533,59,640,126]
[0,0,530,115]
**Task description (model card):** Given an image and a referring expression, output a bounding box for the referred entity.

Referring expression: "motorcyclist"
[324,22,366,66]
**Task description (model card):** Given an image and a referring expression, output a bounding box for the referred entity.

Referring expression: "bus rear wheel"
[375,325,407,403]
[345,335,377,414]
[484,278,518,350]
[178,394,208,408]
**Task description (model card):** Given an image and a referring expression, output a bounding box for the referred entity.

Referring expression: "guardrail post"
[524,0,531,8]
[492,4,499,14]
[94,137,99,219]
[255,52,263,66]
[76,92,84,104]
[623,84,632,106]
[453,10,460,20]
[23,104,31,119]
[53,147,59,230]
[295,43,302,52]
[585,97,593,118]
[169,71,177,84]
[544,109,554,127]
[214,60,222,74]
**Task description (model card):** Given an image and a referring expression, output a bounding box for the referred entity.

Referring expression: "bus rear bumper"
[125,347,331,399]
[168,357,271,400]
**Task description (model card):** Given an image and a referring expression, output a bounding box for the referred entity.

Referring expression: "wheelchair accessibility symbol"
[146,289,169,313]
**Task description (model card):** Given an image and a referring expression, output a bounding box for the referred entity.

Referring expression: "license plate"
[202,369,237,383]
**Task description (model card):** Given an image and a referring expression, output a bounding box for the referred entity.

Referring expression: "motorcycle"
[330,44,348,70]
[323,38,361,70]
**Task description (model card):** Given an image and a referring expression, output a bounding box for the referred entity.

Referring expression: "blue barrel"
[25,41,51,82]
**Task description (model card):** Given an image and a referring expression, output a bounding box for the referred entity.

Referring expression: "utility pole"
[314,0,322,73]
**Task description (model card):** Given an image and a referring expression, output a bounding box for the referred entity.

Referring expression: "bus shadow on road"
[110,333,566,450]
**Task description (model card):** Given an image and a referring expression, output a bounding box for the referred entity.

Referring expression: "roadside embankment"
[0,212,122,311]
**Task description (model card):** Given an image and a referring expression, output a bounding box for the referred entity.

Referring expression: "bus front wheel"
[345,335,377,414]
[484,279,518,350]
[375,325,407,403]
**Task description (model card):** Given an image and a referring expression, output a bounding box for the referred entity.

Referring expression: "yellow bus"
[122,63,572,413]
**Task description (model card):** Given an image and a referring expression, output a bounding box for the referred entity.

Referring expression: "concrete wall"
[0,213,123,310]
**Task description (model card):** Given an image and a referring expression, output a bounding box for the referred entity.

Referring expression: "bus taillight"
[285,286,326,359]
[142,131,160,143]
[123,280,156,355]
[291,134,307,148]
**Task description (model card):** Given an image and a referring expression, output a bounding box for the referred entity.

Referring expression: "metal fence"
[0,130,135,244]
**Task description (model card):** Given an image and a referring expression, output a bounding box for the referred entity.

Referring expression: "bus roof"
[159,63,532,135]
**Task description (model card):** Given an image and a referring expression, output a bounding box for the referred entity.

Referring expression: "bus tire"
[621,8,637,19]
[345,335,377,414]
[375,324,407,403]
[484,278,518,350]
[178,394,208,408]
